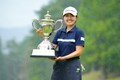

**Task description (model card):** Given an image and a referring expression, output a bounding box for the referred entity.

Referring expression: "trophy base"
[31,49,56,58]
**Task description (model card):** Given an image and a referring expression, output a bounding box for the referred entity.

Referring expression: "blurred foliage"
[78,0,120,76]
[0,0,120,80]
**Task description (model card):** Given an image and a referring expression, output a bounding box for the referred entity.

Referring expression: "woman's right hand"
[36,28,44,37]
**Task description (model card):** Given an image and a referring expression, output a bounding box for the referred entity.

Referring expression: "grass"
[108,77,120,80]
[82,71,120,80]
[82,71,101,80]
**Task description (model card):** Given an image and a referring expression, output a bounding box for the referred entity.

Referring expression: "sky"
[0,0,50,28]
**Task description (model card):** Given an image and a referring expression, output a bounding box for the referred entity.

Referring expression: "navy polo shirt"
[52,26,85,57]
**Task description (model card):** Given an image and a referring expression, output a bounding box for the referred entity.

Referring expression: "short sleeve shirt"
[52,26,85,56]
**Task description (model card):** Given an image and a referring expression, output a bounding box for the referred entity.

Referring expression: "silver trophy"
[31,11,63,57]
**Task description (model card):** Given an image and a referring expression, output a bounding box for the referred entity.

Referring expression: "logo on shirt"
[81,37,84,41]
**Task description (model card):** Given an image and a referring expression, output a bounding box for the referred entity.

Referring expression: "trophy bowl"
[31,11,63,57]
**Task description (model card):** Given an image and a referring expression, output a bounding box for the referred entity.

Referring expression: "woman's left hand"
[55,56,66,61]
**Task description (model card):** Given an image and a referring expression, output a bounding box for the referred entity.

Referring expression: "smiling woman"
[0,0,50,28]
[36,6,85,80]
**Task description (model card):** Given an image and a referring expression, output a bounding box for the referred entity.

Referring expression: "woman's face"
[63,13,77,27]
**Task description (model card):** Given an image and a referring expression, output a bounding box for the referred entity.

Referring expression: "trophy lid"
[41,11,54,22]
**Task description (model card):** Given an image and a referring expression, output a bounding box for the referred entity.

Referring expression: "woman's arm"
[56,46,83,60]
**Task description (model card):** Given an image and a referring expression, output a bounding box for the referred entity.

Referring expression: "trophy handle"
[54,19,63,32]
[32,19,41,30]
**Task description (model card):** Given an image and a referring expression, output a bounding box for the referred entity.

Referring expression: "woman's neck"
[66,25,75,32]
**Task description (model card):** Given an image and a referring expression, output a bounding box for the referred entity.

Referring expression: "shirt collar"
[61,25,77,32]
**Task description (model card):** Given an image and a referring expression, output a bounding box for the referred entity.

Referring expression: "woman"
[37,6,85,80]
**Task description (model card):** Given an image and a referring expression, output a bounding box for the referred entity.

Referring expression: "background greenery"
[0,0,120,80]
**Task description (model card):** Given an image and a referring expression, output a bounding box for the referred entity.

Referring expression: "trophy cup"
[31,11,63,57]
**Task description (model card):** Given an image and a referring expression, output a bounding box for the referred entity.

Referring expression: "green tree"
[36,0,81,20]
[0,38,7,80]
[5,39,21,80]
[78,0,120,79]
